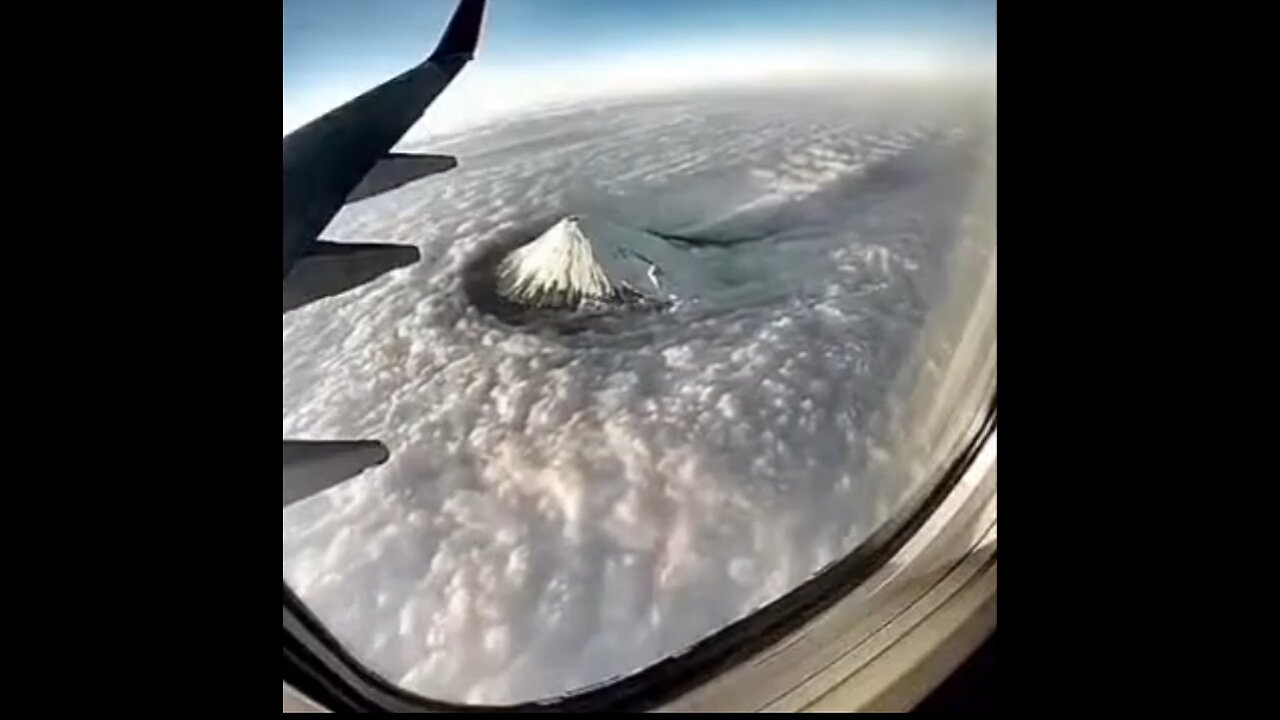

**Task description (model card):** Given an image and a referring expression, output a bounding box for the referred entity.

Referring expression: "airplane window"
[283,0,995,708]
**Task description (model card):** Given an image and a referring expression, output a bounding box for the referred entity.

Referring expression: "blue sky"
[284,0,995,135]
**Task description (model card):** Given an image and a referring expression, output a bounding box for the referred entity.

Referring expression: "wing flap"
[282,240,420,313]
[283,439,390,507]
[346,153,458,204]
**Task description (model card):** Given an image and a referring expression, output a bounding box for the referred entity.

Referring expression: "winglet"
[429,0,486,62]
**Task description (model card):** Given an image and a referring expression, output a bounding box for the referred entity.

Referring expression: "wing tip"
[429,0,486,62]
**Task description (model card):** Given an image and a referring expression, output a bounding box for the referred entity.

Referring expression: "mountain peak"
[496,215,623,309]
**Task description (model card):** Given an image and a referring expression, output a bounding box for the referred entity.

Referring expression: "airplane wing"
[283,0,486,508]
[282,0,485,302]
[283,440,390,507]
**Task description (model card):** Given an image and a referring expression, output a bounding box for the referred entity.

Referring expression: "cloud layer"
[283,85,989,704]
